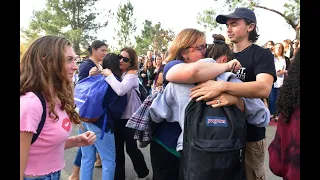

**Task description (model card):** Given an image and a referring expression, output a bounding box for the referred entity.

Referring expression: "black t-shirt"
[234,44,276,142]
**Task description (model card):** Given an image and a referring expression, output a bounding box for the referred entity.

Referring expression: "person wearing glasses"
[150,33,270,180]
[148,28,241,180]
[166,8,276,180]
[96,47,151,180]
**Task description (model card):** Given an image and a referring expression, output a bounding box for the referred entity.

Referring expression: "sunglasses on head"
[117,54,131,62]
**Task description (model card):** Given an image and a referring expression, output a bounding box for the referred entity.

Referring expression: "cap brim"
[216,14,242,24]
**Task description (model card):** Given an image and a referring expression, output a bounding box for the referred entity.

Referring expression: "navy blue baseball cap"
[216,8,256,24]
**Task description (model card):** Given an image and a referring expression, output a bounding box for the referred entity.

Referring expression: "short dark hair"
[87,40,107,55]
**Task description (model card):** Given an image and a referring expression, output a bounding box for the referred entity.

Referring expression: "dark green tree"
[152,22,175,54]
[21,0,111,55]
[114,1,137,49]
[135,20,154,55]
[135,20,175,55]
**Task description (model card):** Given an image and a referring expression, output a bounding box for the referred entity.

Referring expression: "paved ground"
[61,124,281,180]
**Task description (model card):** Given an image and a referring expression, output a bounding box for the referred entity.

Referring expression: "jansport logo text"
[206,116,227,127]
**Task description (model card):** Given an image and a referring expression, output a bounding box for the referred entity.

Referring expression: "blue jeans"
[80,122,116,180]
[268,85,280,116]
[24,171,61,180]
[74,129,98,167]
[74,147,82,167]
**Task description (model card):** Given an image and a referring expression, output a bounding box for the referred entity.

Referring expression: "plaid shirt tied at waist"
[126,89,163,142]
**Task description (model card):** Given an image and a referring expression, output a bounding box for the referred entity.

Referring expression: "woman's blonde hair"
[20,35,81,125]
[165,28,206,63]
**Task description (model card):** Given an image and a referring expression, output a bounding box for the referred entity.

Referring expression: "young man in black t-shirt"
[188,8,276,180]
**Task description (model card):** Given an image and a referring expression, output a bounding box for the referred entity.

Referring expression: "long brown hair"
[143,58,154,72]
[20,35,81,125]
[165,28,206,63]
[274,43,285,58]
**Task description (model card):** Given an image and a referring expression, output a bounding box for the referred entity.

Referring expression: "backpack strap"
[31,91,47,145]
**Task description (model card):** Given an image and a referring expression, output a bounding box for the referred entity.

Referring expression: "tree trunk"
[296,30,300,40]
[73,42,81,55]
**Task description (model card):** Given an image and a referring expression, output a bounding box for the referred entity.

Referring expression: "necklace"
[238,44,253,53]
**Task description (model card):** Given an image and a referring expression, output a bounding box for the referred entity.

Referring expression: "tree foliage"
[21,0,111,55]
[135,20,175,55]
[197,0,300,39]
[114,1,137,49]
[20,43,26,61]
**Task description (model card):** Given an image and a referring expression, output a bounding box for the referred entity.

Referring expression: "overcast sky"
[20,0,297,48]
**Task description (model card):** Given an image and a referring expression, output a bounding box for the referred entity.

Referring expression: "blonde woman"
[268,43,288,121]
[149,28,240,180]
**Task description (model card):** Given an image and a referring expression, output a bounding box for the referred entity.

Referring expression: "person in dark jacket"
[80,53,128,180]
[139,58,155,95]
[77,40,107,82]
[69,40,107,180]
[268,50,300,180]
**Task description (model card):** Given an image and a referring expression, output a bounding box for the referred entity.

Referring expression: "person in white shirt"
[268,43,287,121]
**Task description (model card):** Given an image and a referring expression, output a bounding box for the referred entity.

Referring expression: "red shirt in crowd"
[268,106,300,180]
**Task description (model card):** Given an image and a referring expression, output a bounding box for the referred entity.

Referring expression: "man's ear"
[248,23,255,32]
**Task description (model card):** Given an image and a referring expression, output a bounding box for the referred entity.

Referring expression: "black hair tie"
[213,40,225,44]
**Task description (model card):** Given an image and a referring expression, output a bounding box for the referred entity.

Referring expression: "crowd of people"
[21,7,300,180]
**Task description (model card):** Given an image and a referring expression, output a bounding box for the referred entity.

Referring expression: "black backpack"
[181,99,247,180]
[135,82,148,102]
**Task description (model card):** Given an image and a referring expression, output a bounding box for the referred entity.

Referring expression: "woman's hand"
[206,93,245,111]
[190,80,225,101]
[277,69,286,76]
[75,131,96,147]
[205,93,238,106]
[101,68,112,77]
[227,59,242,73]
[89,67,101,76]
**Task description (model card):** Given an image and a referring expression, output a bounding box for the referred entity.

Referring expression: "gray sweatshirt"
[149,58,270,151]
